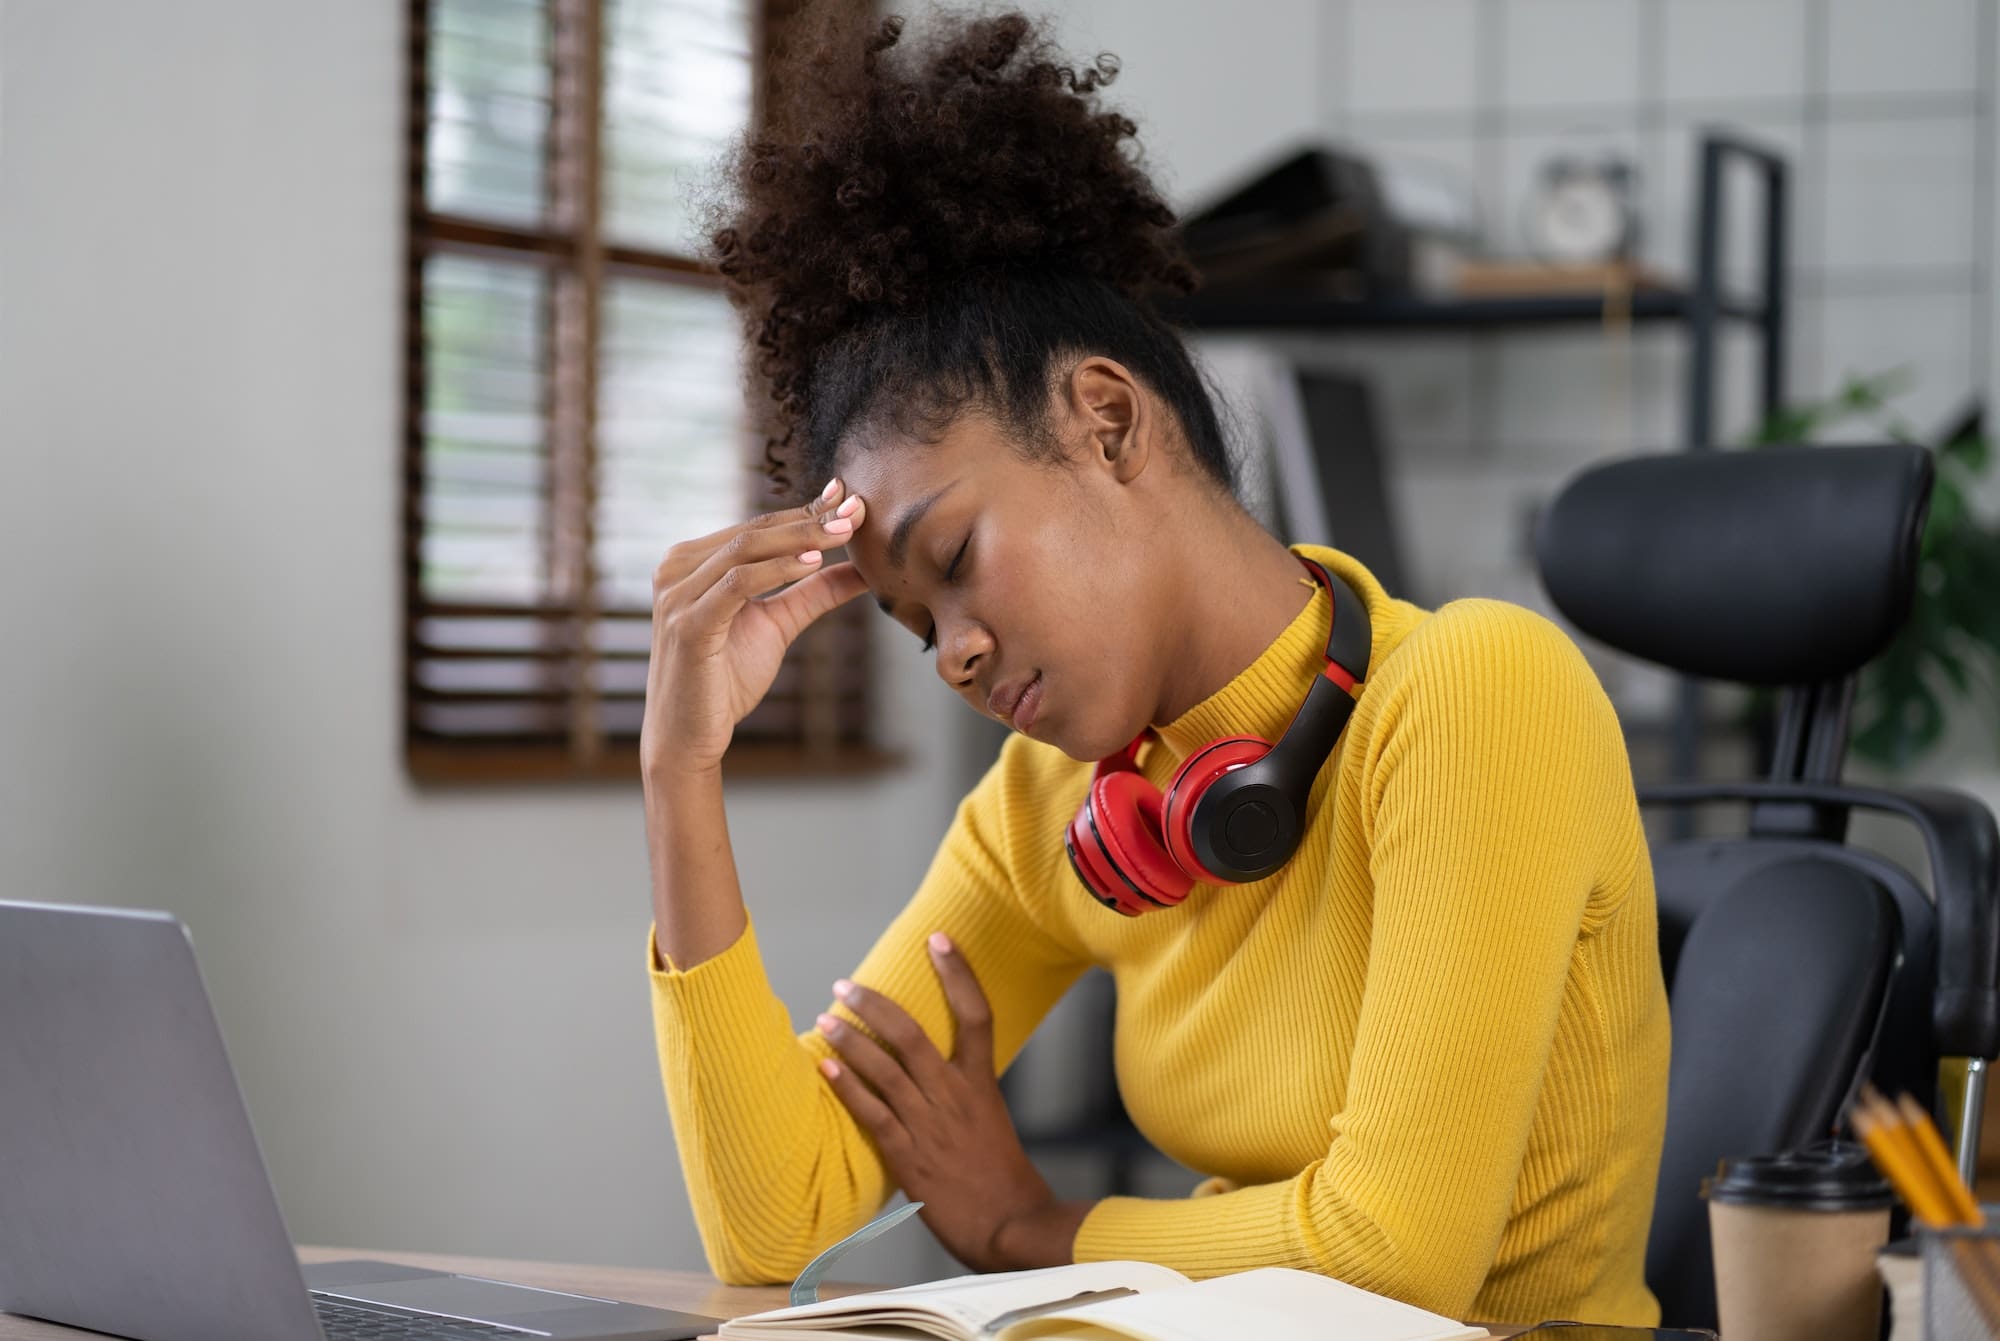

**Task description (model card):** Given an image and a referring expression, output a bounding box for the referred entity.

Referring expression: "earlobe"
[1102,430,1144,481]
[1101,418,1150,483]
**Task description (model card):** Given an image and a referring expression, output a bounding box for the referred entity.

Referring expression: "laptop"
[0,899,724,1341]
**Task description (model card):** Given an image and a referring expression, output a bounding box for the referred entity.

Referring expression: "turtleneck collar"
[1148,542,1421,762]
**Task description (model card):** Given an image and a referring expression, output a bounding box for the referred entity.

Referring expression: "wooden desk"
[0,1245,863,1341]
[0,1244,1521,1339]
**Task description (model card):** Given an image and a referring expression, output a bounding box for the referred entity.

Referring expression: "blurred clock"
[1528,154,1639,264]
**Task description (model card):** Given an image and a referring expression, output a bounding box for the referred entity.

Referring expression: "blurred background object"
[406,0,881,783]
[2,0,1998,1292]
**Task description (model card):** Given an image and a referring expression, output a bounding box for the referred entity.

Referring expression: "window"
[405,0,887,783]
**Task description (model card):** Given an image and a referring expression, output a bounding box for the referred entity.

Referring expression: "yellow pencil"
[1853,1086,2000,1333]
[1898,1092,1985,1226]
[1854,1100,1957,1226]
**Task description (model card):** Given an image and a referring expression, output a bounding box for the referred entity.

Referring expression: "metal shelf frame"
[1161,129,1790,828]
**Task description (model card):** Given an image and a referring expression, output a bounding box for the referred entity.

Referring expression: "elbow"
[1359,1260,1483,1325]
[699,1231,808,1288]
[694,1194,864,1288]
[1309,1231,1481,1323]
[683,1093,888,1287]
[707,1257,790,1289]
[1299,1177,1486,1321]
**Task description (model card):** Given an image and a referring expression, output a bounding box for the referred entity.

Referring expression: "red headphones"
[1063,556,1371,916]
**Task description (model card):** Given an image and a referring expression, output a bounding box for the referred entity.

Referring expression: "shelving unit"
[1005,130,1793,1196]
[1156,129,1791,808]
[1154,274,1767,331]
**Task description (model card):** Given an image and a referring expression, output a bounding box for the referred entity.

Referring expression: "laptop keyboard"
[312,1295,536,1339]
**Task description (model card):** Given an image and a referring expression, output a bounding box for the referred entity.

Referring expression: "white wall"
[4,0,1998,1296]
[1305,0,2000,739]
[0,0,985,1284]
[0,0,1342,1288]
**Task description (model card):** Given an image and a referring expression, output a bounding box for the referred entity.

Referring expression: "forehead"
[835,415,1016,608]
[836,407,1001,493]
[839,459,962,616]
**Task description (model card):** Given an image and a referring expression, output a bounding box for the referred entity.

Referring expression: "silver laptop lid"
[0,899,324,1341]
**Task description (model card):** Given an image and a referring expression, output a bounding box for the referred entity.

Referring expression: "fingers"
[755,559,872,643]
[680,546,828,644]
[828,978,953,1089]
[673,494,867,642]
[927,934,996,1078]
[684,492,859,602]
[652,479,858,598]
[816,1052,903,1148]
[817,1004,927,1120]
[651,480,839,593]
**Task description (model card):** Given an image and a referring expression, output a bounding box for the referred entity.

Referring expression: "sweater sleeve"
[1070,601,1636,1318]
[648,741,1094,1286]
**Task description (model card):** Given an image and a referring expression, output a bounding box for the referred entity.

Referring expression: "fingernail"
[929,932,952,955]
[833,979,858,1003]
[816,1013,841,1035]
[798,549,823,563]
[820,477,840,501]
[836,495,861,518]
[823,515,853,535]
[820,1059,840,1079]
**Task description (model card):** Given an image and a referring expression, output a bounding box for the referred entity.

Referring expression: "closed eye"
[919,537,970,653]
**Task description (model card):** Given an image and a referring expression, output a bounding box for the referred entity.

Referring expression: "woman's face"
[835,359,1179,762]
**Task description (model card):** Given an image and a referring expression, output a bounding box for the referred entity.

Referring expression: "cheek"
[986,525,1140,674]
[1029,569,1143,695]
[990,545,1077,642]
[1054,540,1139,633]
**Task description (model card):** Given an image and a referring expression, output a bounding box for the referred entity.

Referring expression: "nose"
[934,616,993,693]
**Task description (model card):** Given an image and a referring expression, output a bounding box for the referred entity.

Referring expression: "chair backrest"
[1534,442,1969,1330]
[1535,444,1932,691]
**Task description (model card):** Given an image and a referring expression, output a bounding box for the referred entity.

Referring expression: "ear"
[1066,356,1148,483]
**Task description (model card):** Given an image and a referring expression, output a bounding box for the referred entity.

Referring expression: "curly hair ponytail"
[694,3,1236,503]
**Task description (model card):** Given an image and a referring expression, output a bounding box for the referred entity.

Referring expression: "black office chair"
[1537,442,2000,1331]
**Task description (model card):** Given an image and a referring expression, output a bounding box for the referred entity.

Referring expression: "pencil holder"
[1920,1220,2000,1339]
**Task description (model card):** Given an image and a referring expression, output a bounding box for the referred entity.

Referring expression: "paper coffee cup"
[1704,1140,1893,1341]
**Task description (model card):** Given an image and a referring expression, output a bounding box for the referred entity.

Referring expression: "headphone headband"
[1112,555,1369,768]
[1262,557,1370,790]
[1305,555,1372,688]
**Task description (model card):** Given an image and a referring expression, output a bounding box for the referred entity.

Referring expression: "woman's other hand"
[641,478,870,777]
[814,934,1080,1272]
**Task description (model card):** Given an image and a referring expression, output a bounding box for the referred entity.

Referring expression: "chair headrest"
[1534,444,1935,686]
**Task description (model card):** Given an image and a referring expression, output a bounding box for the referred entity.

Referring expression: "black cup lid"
[1702,1139,1895,1211]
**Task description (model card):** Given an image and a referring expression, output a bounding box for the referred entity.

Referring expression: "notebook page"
[720,1261,1191,1335]
[995,1267,1489,1341]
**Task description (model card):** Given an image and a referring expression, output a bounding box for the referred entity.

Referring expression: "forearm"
[644,761,748,973]
[1071,1157,1479,1311]
[650,907,893,1284]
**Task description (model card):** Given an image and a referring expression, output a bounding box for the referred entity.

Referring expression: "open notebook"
[718,1260,1490,1341]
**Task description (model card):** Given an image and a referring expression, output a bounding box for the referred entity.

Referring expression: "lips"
[989,671,1043,730]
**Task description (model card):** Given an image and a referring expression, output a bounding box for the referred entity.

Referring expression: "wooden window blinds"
[404,0,888,784]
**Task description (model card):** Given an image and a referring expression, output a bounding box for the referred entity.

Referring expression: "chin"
[1010,712,1078,759]
[1050,718,1137,765]
[1052,735,1098,762]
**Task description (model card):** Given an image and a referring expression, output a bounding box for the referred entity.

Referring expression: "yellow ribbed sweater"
[648,542,1670,1326]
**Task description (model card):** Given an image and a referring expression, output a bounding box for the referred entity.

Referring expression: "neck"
[1151,506,1316,728]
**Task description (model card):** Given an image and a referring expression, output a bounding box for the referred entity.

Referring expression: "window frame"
[402,0,896,785]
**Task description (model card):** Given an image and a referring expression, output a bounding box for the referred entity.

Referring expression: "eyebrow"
[872,482,954,618]
[888,483,953,569]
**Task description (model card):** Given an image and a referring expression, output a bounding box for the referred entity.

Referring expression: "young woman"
[639,7,1669,1327]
